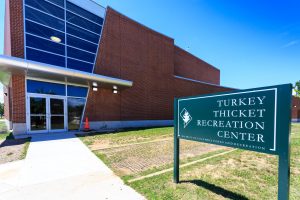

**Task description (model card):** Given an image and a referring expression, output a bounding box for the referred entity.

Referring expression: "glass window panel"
[47,0,64,7]
[66,1,103,25]
[31,116,47,130]
[66,11,102,33]
[67,46,95,63]
[30,97,46,114]
[67,35,97,53]
[26,34,65,55]
[27,80,66,95]
[26,47,66,67]
[66,23,100,44]
[26,20,65,44]
[50,99,64,114]
[25,6,65,31]
[67,85,88,97]
[25,0,64,19]
[68,98,86,130]
[67,58,93,73]
[51,116,65,129]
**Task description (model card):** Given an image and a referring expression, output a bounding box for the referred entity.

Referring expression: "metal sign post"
[173,84,292,200]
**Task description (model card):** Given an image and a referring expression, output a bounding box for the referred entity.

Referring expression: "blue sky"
[0,0,299,102]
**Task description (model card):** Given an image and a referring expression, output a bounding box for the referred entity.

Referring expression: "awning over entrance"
[0,55,133,88]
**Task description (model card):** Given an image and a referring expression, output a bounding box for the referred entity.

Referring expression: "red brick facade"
[174,46,220,85]
[4,0,26,124]
[84,8,231,121]
[292,96,300,120]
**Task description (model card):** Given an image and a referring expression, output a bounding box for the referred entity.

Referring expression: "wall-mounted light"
[113,85,118,90]
[50,36,62,43]
[113,90,118,94]
[93,87,98,92]
[92,82,98,87]
[4,92,7,96]
[294,105,297,108]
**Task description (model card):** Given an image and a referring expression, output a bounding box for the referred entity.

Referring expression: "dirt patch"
[0,139,29,164]
[96,138,227,176]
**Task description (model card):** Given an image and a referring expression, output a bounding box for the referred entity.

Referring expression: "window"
[27,80,66,95]
[26,34,65,55]
[67,58,93,72]
[25,0,65,19]
[66,23,100,43]
[47,0,65,7]
[67,35,98,53]
[26,20,65,44]
[24,0,105,73]
[67,85,88,97]
[26,48,66,67]
[66,12,102,33]
[67,46,95,63]
[25,6,65,31]
[66,1,103,25]
[68,98,86,130]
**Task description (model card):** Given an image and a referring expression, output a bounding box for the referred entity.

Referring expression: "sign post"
[173,84,292,200]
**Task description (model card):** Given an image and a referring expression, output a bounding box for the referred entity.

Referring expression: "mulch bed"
[0,139,29,164]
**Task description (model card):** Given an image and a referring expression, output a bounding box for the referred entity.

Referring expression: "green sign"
[174,84,292,200]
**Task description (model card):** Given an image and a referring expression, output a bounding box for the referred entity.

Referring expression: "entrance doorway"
[27,94,67,133]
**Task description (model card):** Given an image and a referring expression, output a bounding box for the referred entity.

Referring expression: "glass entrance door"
[49,97,66,132]
[27,95,67,133]
[29,97,47,132]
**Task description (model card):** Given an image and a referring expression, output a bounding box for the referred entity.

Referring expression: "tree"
[294,81,300,97]
[0,103,3,118]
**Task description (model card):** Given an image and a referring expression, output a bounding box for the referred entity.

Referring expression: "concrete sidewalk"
[0,133,144,200]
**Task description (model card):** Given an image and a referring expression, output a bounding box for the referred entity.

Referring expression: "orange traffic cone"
[84,117,90,132]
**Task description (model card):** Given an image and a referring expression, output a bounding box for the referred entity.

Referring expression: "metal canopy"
[0,55,133,88]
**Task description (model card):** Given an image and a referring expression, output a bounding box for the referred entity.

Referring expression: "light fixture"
[93,87,98,92]
[50,36,61,43]
[92,82,98,87]
[113,85,118,90]
[294,105,297,108]
[113,90,118,94]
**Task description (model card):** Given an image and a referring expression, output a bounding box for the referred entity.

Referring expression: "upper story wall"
[174,46,220,85]
[4,0,24,58]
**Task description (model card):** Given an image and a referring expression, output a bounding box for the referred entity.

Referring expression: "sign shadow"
[180,179,249,200]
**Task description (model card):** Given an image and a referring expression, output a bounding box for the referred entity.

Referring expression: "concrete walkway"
[0,133,144,200]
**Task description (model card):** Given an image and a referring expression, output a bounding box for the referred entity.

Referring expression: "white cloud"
[282,40,299,48]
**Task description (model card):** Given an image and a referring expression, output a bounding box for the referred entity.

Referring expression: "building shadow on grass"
[180,180,249,200]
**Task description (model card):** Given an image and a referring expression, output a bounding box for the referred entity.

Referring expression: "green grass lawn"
[80,123,300,200]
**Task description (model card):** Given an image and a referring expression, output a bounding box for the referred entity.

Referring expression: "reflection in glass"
[31,116,46,130]
[27,80,66,95]
[67,85,88,98]
[51,116,64,129]
[50,99,64,114]
[68,98,85,130]
[30,97,46,114]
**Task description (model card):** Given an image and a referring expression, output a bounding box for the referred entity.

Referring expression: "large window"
[27,79,88,131]
[24,0,105,73]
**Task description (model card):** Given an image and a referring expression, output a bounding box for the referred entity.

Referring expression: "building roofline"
[174,75,235,90]
[174,45,220,71]
[107,6,174,42]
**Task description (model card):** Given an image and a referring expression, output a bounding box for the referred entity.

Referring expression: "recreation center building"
[0,0,298,137]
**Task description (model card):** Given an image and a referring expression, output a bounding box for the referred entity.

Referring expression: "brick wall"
[292,96,300,120]
[85,7,231,121]
[174,46,220,85]
[5,0,26,123]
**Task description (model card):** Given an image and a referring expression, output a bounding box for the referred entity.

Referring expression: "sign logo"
[180,108,192,128]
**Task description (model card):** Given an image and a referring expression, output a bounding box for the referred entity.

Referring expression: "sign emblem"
[180,108,192,128]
